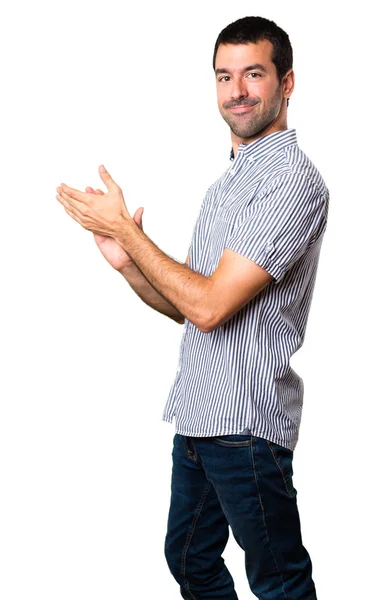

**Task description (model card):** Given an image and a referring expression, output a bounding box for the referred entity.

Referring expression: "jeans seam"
[250,439,288,600]
[180,480,212,599]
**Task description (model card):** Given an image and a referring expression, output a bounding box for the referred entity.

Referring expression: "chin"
[231,125,262,139]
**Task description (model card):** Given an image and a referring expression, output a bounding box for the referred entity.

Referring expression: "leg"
[192,434,317,600]
[165,434,238,599]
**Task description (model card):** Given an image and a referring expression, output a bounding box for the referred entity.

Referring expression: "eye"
[247,72,262,78]
[218,75,231,82]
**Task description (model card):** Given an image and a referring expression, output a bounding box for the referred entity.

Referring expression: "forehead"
[215,39,275,72]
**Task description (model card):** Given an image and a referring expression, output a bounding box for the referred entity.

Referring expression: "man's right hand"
[85,186,144,272]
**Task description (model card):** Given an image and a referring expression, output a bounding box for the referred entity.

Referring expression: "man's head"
[213,16,294,145]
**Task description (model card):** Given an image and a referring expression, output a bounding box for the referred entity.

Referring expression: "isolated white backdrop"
[0,1,383,598]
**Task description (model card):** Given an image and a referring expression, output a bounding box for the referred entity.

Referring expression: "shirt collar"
[230,128,297,162]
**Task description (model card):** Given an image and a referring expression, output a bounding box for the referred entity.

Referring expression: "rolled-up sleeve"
[225,172,328,283]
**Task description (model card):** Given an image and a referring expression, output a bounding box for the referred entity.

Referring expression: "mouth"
[229,105,255,113]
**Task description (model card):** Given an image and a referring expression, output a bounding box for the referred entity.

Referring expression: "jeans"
[164,434,317,599]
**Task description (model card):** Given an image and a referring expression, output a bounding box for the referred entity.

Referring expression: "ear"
[282,69,295,103]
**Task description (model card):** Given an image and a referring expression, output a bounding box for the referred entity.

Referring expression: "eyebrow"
[215,63,268,76]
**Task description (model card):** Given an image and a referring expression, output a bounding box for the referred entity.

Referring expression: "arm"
[114,218,273,333]
[58,169,300,333]
[119,254,189,324]
[59,181,272,332]
[83,186,187,324]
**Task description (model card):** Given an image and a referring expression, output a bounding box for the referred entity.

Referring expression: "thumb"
[98,164,119,192]
[133,206,144,230]
[86,186,104,195]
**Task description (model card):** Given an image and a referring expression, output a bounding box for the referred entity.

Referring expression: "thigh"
[165,434,232,580]
[191,434,269,548]
[192,434,300,544]
[192,434,315,598]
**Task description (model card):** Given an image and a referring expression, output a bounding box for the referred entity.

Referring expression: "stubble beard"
[221,87,283,140]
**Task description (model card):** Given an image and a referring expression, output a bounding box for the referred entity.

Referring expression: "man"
[57,15,328,600]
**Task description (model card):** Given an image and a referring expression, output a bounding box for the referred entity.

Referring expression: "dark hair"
[213,16,293,84]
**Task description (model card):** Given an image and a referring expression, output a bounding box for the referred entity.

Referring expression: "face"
[215,40,291,143]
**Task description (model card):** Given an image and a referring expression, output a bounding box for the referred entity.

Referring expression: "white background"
[0,1,383,598]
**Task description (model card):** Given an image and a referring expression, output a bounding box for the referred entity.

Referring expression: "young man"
[57,15,328,600]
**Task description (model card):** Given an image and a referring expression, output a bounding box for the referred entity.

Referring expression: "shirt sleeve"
[225,172,328,283]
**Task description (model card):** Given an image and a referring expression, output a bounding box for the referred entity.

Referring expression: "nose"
[231,77,248,101]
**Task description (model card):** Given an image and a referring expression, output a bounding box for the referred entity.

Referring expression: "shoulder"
[284,145,329,196]
[258,147,329,206]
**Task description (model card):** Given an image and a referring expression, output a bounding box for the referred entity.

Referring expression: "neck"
[231,105,288,158]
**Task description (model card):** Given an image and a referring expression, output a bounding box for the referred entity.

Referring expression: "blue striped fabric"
[162,129,329,450]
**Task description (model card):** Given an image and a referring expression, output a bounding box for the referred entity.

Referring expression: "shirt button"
[229,169,235,175]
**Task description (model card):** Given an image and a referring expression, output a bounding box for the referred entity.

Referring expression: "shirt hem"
[162,418,297,451]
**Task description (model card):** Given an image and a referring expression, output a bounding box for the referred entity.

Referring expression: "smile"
[229,105,255,113]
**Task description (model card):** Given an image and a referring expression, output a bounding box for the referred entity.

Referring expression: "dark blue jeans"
[164,434,317,599]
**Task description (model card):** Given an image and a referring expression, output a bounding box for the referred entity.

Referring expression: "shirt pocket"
[209,217,235,267]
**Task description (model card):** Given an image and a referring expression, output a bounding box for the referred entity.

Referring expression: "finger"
[85,187,104,196]
[56,187,83,212]
[58,183,89,204]
[59,195,85,225]
[98,165,119,192]
[64,205,82,225]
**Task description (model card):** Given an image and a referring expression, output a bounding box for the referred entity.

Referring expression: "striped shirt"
[162,128,329,451]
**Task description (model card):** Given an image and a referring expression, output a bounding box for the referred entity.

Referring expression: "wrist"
[114,212,135,245]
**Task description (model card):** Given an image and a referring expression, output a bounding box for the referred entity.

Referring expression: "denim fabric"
[164,434,317,599]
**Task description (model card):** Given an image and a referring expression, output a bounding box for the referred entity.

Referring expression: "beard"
[220,86,283,139]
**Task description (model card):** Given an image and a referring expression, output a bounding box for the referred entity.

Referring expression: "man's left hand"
[56,165,132,237]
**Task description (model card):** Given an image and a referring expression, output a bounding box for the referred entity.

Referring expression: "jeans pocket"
[266,440,296,498]
[211,434,252,447]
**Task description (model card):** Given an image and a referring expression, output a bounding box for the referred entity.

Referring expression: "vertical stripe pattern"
[162,129,329,451]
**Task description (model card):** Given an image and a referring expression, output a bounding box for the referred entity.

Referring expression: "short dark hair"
[213,16,293,84]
